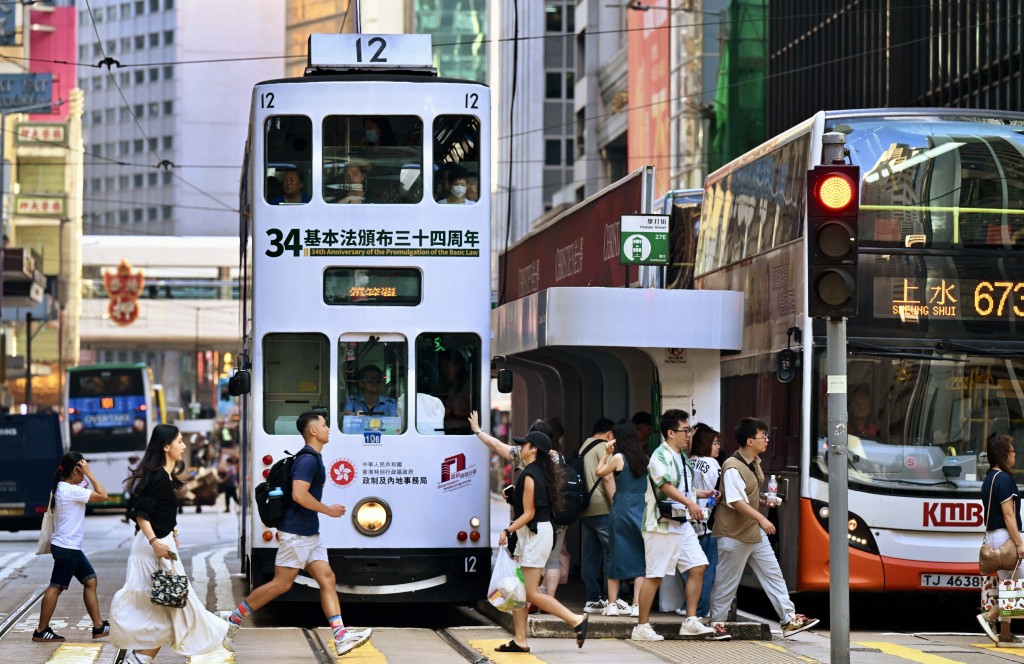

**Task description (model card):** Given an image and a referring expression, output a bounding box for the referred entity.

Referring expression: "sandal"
[574,614,589,648]
[495,640,530,653]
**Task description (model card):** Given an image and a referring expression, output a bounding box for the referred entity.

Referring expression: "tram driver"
[342,365,398,417]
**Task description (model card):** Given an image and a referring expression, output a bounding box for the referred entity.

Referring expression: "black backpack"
[254,449,316,528]
[551,439,604,526]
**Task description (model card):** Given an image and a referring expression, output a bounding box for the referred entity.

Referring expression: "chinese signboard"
[14,195,65,216]
[619,214,669,265]
[0,74,53,111]
[16,123,67,145]
[103,259,145,326]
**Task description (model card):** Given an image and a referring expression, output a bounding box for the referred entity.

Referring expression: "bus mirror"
[777,349,797,384]
[228,370,251,396]
[496,368,513,393]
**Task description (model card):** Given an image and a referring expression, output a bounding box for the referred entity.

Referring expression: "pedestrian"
[595,420,648,618]
[632,411,654,448]
[977,434,1024,643]
[121,455,141,523]
[221,411,371,656]
[678,423,722,618]
[495,430,589,653]
[709,418,818,637]
[109,424,233,663]
[578,417,617,614]
[632,409,715,641]
[219,459,239,513]
[541,417,569,604]
[32,453,111,643]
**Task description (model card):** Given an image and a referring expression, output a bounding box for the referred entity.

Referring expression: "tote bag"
[35,497,53,555]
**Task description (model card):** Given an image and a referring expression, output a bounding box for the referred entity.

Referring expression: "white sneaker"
[674,608,687,616]
[601,603,620,616]
[126,653,154,664]
[631,623,665,641]
[614,598,631,613]
[583,599,607,614]
[680,616,715,637]
[630,604,640,618]
[335,628,372,656]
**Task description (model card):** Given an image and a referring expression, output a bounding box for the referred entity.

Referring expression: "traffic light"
[806,164,860,318]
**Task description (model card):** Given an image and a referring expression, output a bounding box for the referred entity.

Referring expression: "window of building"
[566,72,575,99]
[162,172,172,185]
[120,3,131,19]
[104,109,115,123]
[120,72,130,86]
[147,173,157,186]
[118,141,128,156]
[92,43,102,57]
[133,104,143,118]
[133,208,143,222]
[163,30,174,45]
[135,1,144,15]
[133,139,144,153]
[79,45,88,61]
[566,139,574,166]
[92,77,103,91]
[545,4,563,32]
[119,210,129,224]
[162,205,172,219]
[163,65,174,79]
[135,35,144,50]
[118,175,128,188]
[106,40,115,54]
[264,115,312,205]
[149,67,159,82]
[104,212,114,226]
[147,207,157,221]
[163,100,173,115]
[120,108,130,123]
[162,135,173,150]
[148,137,157,150]
[545,139,561,166]
[90,178,101,193]
[164,0,174,9]
[545,72,561,98]
[148,32,159,47]
[90,111,101,125]
[148,102,159,117]
[133,174,143,188]
[134,70,144,84]
[150,0,159,11]
[120,37,131,52]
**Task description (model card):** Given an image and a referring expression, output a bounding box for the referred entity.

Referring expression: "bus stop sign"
[619,214,669,265]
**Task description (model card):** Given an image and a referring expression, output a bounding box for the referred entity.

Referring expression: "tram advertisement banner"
[262,226,482,259]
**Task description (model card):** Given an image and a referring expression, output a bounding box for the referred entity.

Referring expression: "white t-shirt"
[51,481,93,550]
[691,455,720,536]
[723,467,748,506]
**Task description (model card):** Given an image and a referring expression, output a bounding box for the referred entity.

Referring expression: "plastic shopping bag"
[998,565,1024,619]
[487,546,526,612]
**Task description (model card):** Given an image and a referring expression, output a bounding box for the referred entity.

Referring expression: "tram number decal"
[355,37,388,63]
[464,556,477,574]
[266,228,302,257]
[465,93,479,109]
[260,92,275,109]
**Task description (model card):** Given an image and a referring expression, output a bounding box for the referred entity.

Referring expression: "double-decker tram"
[696,109,1024,593]
[65,362,162,507]
[236,34,492,602]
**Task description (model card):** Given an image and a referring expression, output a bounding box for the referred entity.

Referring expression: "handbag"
[980,470,1019,575]
[35,496,54,556]
[150,557,189,609]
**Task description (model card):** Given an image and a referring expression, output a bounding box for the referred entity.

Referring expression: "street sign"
[619,214,669,265]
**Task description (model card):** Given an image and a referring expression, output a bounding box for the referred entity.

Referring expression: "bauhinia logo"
[441,453,466,483]
[922,502,982,527]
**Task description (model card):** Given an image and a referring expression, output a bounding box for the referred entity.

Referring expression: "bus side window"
[264,115,312,205]
[433,115,480,205]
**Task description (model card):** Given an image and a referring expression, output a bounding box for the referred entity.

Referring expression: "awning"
[492,286,744,356]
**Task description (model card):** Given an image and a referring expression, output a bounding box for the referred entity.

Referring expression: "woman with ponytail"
[494,430,589,653]
[32,452,110,643]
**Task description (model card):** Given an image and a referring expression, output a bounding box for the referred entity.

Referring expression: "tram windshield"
[264,115,313,205]
[340,337,407,435]
[812,353,1024,493]
[414,333,481,435]
[323,115,423,204]
[835,114,1024,249]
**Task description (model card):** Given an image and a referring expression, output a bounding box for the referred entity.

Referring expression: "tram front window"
[322,115,423,204]
[433,115,481,205]
[262,333,330,434]
[339,337,407,435]
[812,354,1024,493]
[264,116,312,205]
[415,333,480,435]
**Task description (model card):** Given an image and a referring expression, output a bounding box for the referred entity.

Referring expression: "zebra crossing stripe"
[0,552,38,582]
[210,547,234,610]
[190,549,213,606]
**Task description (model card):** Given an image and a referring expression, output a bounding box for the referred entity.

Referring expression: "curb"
[476,601,772,640]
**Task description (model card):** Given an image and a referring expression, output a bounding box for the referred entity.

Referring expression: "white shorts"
[275,531,328,570]
[514,522,554,569]
[643,527,708,578]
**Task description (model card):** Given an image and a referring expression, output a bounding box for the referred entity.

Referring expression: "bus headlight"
[353,497,392,537]
[810,499,878,554]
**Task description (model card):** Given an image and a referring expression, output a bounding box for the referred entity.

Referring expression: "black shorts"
[49,544,97,590]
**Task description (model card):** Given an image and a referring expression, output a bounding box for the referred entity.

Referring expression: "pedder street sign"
[619,214,669,265]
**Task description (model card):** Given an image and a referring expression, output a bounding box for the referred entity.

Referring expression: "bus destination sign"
[874,277,1024,322]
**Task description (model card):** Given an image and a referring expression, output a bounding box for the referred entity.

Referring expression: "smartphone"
[502,484,515,502]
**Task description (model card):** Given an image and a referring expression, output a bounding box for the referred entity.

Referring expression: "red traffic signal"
[807,165,860,319]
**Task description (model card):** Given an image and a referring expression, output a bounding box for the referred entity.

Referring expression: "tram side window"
[322,115,423,204]
[262,333,330,434]
[415,333,480,435]
[264,115,312,205]
[339,337,407,436]
[433,115,480,205]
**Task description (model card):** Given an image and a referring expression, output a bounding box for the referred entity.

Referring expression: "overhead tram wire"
[499,0,520,307]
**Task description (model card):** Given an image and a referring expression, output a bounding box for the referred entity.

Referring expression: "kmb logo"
[441,453,466,483]
[922,501,982,527]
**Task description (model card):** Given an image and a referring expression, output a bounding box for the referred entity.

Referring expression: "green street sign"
[619,214,669,265]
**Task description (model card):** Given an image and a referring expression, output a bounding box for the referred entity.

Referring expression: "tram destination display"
[323,267,421,306]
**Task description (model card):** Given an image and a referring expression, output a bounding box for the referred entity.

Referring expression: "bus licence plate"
[920,573,984,589]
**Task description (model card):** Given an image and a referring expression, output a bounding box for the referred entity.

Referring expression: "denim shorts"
[49,544,97,590]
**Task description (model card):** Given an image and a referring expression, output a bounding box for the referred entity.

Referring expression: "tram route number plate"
[920,573,984,588]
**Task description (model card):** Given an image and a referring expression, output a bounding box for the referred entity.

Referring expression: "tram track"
[0,582,46,642]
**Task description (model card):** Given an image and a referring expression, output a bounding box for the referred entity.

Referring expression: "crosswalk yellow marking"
[973,643,1024,657]
[469,639,545,664]
[758,641,822,662]
[44,643,102,664]
[186,649,235,663]
[857,641,966,663]
[330,640,387,662]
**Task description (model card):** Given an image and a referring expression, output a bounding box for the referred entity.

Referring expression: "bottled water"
[766,475,778,506]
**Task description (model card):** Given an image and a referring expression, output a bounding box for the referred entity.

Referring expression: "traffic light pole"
[822,132,850,664]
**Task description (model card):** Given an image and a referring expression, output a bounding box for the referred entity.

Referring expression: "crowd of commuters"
[475,408,820,647]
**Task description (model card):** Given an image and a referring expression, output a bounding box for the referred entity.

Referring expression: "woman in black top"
[496,430,588,653]
[109,424,231,664]
[977,435,1024,643]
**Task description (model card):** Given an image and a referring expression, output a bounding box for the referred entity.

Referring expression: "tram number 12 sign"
[619,214,669,265]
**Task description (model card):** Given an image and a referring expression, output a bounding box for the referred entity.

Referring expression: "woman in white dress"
[109,424,231,664]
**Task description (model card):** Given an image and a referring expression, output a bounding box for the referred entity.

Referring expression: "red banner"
[103,259,144,326]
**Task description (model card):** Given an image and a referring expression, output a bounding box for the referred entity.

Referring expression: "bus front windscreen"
[812,354,1024,494]
[68,369,148,453]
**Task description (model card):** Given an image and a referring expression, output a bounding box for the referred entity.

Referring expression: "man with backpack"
[222,411,371,656]
[577,418,617,615]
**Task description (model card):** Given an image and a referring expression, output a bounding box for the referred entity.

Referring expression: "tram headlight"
[469,516,481,529]
[353,497,392,537]
[810,499,878,554]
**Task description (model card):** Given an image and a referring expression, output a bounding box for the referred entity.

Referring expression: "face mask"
[451,185,467,198]
[365,130,378,143]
